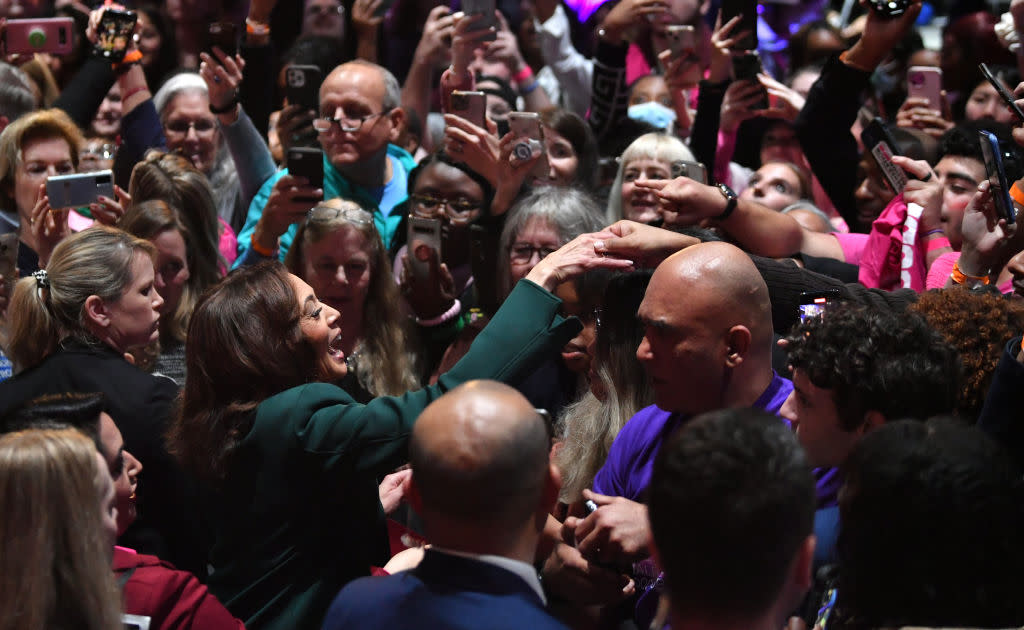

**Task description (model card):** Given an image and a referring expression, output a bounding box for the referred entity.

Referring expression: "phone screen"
[979,130,1017,223]
[96,9,137,62]
[799,291,842,322]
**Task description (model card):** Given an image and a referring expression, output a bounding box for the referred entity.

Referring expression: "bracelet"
[520,80,540,95]
[209,96,239,114]
[925,237,951,252]
[250,231,278,257]
[118,49,143,65]
[1011,180,1024,207]
[950,260,990,285]
[924,228,945,237]
[416,299,462,326]
[838,49,874,73]
[121,85,148,102]
[512,65,534,84]
[245,17,270,36]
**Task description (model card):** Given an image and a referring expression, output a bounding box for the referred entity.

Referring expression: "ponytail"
[5,273,58,372]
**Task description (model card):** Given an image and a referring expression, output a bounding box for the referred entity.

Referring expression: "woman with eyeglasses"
[284,198,418,401]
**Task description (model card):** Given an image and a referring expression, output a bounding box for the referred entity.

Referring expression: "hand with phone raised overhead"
[488,130,543,215]
[413,6,457,69]
[199,47,246,121]
[952,180,1024,285]
[443,113,501,185]
[252,175,323,254]
[450,11,495,76]
[597,0,667,45]
[843,0,922,72]
[720,79,766,132]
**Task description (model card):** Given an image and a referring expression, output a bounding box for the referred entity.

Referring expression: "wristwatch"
[714,183,738,221]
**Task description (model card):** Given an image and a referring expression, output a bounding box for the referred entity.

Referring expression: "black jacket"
[0,340,209,577]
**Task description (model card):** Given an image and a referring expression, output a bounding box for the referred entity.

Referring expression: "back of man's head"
[648,408,816,624]
[786,304,961,429]
[410,381,553,536]
[0,62,35,130]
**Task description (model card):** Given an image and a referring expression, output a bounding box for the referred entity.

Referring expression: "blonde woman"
[0,428,121,630]
[606,132,695,225]
[286,199,419,400]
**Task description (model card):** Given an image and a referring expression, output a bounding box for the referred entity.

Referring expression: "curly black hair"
[785,304,961,429]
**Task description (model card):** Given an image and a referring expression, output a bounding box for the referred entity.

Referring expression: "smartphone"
[374,0,398,17]
[868,0,910,18]
[0,234,17,304]
[3,18,74,56]
[407,216,443,282]
[507,112,550,180]
[45,170,115,209]
[122,613,151,630]
[450,90,487,129]
[665,24,695,57]
[731,53,769,110]
[208,22,238,58]
[284,64,323,111]
[798,289,843,322]
[861,118,907,194]
[460,0,498,42]
[979,62,1024,123]
[979,130,1017,224]
[94,9,137,63]
[287,147,324,200]
[906,66,942,109]
[719,0,758,51]
[671,160,708,184]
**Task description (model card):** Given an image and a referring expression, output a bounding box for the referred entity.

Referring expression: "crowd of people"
[1,0,1024,628]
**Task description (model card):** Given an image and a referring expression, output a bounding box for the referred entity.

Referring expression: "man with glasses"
[236,60,413,267]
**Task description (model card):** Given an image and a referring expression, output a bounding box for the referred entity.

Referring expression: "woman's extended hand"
[199,48,246,116]
[89,185,131,226]
[443,114,501,186]
[525,231,635,291]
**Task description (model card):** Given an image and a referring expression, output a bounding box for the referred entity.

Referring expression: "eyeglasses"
[410,193,481,224]
[313,108,392,134]
[307,204,373,225]
[81,143,116,160]
[509,243,557,264]
[164,119,217,136]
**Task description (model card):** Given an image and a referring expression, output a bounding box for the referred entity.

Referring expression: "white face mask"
[628,101,677,132]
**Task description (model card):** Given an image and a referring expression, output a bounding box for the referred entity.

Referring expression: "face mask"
[628,101,676,131]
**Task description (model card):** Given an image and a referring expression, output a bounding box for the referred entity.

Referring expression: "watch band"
[715,183,738,221]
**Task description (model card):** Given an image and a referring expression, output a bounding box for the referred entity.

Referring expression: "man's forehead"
[936,155,984,181]
[321,66,385,104]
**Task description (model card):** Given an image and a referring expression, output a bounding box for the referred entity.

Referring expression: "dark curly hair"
[910,288,1024,420]
[785,304,961,430]
[835,418,1024,630]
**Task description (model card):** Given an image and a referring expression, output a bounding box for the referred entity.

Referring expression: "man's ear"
[859,410,886,435]
[387,106,406,144]
[83,295,111,330]
[724,325,752,368]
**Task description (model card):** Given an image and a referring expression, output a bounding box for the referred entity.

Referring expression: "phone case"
[208,22,238,57]
[719,0,757,50]
[3,18,74,55]
[731,54,769,110]
[407,217,443,282]
[671,161,707,184]
[287,148,324,194]
[285,65,323,110]
[508,113,549,180]
[45,171,115,209]
[979,63,1024,123]
[95,9,137,61]
[907,66,943,109]
[460,0,498,41]
[450,91,487,129]
[979,130,1017,223]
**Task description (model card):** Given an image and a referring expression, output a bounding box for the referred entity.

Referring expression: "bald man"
[322,381,568,630]
[237,60,414,264]
[557,243,793,623]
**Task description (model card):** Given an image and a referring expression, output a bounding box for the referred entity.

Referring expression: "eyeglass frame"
[508,242,558,264]
[80,143,117,160]
[409,193,482,225]
[163,118,218,136]
[306,204,374,226]
[313,108,393,134]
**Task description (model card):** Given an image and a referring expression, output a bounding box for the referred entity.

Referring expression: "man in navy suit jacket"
[321,380,568,630]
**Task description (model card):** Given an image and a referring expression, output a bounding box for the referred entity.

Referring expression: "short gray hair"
[332,60,401,111]
[498,187,605,296]
[152,72,208,119]
[0,63,35,124]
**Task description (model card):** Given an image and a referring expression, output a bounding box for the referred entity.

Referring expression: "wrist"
[216,106,241,126]
[525,262,558,291]
[840,45,880,73]
[252,223,280,254]
[955,253,989,279]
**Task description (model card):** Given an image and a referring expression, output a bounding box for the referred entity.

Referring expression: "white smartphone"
[45,170,114,209]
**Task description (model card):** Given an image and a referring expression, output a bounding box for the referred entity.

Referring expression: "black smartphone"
[979,62,1024,124]
[719,0,758,51]
[861,118,907,194]
[731,53,769,110]
[285,64,323,111]
[287,147,324,200]
[459,0,498,42]
[208,22,238,58]
[868,0,910,18]
[979,130,1017,224]
[798,289,843,322]
[95,9,137,62]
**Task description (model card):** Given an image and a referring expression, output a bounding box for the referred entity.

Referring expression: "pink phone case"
[907,66,943,109]
[4,18,74,55]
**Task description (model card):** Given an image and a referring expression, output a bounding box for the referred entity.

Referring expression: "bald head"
[410,381,552,529]
[637,242,774,414]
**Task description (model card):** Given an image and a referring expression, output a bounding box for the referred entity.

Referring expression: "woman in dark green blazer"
[167,234,631,630]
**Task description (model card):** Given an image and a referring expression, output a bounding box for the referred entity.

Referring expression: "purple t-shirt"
[592,372,794,502]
